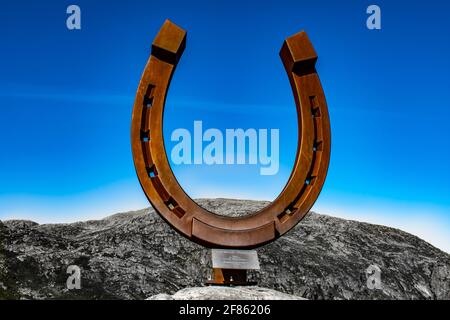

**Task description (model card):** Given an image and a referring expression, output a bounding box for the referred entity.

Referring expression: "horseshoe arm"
[268,31,331,236]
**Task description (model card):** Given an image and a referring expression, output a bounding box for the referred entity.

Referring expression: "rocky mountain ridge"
[0,198,449,300]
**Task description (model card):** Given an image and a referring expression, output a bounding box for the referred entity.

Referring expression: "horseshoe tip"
[280,31,318,74]
[152,19,187,65]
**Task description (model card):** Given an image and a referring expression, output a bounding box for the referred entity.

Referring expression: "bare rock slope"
[148,286,305,300]
[0,198,449,300]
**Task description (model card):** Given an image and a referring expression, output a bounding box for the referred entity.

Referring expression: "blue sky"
[0,1,449,252]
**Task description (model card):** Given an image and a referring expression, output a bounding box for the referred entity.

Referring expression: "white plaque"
[211,249,260,270]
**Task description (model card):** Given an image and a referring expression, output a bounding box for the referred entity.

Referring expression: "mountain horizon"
[1,198,449,300]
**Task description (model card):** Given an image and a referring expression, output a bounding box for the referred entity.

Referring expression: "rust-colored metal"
[131,19,331,249]
[206,269,254,286]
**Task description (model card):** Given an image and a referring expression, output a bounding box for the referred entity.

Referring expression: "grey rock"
[0,198,449,300]
[147,286,305,300]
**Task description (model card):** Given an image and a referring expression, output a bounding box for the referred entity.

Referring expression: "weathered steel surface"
[131,19,331,249]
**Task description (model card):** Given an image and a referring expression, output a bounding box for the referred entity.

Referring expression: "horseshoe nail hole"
[165,197,178,209]
[310,96,318,106]
[278,206,297,223]
[174,207,185,218]
[305,177,316,186]
[314,141,323,151]
[146,166,157,178]
[312,107,321,117]
[165,198,185,218]
[144,96,154,108]
[141,130,150,142]
[144,84,155,108]
[310,96,321,117]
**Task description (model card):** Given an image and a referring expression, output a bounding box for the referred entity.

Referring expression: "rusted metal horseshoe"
[131,20,331,248]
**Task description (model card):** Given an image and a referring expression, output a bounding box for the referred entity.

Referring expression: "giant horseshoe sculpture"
[131,20,331,248]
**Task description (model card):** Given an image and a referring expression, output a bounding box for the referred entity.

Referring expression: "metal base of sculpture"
[205,249,260,286]
[206,268,256,286]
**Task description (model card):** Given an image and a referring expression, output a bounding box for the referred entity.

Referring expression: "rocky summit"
[148,286,305,300]
[0,198,449,300]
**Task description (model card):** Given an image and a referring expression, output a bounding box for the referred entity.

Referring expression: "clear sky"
[0,1,449,252]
